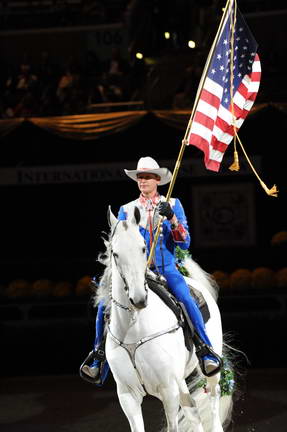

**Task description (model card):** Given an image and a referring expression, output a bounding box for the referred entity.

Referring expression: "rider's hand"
[158,202,174,220]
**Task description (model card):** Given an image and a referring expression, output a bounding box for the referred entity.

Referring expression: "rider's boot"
[79,339,107,384]
[193,332,223,377]
[79,299,109,385]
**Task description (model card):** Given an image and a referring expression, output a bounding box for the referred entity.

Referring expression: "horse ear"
[134,206,141,225]
[107,205,118,228]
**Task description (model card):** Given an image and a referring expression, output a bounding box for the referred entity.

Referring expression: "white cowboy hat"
[124,157,172,186]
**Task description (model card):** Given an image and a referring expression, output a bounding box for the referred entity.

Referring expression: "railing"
[1,289,286,325]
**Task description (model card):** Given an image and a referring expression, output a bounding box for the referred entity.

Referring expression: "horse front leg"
[179,381,205,432]
[207,376,224,432]
[116,383,145,432]
[160,385,180,432]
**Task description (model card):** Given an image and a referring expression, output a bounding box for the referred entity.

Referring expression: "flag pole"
[147,0,232,268]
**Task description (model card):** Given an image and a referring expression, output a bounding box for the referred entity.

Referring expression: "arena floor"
[1,368,287,431]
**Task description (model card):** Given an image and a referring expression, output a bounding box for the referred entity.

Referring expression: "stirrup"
[79,343,106,384]
[197,344,223,377]
[79,351,102,384]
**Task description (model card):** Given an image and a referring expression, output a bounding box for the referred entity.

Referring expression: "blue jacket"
[118,196,190,268]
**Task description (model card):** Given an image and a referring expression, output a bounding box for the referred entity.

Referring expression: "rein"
[109,290,134,313]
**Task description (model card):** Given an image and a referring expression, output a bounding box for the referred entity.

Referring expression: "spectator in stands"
[173,63,201,109]
[101,47,131,100]
[15,62,38,91]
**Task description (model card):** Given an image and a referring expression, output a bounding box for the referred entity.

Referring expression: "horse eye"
[142,247,146,254]
[113,252,118,259]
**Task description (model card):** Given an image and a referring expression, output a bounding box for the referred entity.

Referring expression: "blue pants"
[91,300,109,385]
[159,262,214,355]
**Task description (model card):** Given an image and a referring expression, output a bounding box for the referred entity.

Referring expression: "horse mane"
[92,232,113,307]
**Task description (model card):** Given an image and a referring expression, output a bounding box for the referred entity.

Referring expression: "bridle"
[109,220,148,313]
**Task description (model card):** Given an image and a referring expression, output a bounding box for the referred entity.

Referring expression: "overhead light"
[164,32,170,40]
[188,40,196,49]
[136,52,143,59]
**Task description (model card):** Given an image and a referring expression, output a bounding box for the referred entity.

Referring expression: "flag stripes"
[187,0,261,172]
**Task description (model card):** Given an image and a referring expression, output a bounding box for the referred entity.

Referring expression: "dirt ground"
[1,368,287,431]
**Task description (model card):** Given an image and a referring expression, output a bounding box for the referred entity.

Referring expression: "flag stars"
[207,8,259,110]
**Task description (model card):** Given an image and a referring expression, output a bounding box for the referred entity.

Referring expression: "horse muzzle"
[129,296,147,310]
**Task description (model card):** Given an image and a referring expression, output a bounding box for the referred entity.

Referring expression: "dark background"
[0,0,286,382]
[1,107,286,379]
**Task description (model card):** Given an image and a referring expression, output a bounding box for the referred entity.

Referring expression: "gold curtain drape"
[0,103,285,141]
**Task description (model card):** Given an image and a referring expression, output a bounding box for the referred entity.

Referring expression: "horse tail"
[182,257,219,302]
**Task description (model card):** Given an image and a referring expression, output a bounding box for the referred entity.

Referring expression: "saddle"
[145,271,210,354]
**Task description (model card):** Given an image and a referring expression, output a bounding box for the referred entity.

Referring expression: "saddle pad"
[188,284,210,323]
[146,272,210,324]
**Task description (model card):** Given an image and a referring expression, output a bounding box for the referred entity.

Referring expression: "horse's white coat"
[104,208,233,432]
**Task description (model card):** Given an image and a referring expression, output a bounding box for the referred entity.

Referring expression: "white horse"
[96,206,235,432]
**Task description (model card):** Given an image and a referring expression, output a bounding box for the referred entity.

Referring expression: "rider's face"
[137,173,160,197]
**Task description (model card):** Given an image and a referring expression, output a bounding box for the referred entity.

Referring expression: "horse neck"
[109,270,178,341]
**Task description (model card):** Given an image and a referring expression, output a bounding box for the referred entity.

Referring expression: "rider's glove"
[158,202,174,220]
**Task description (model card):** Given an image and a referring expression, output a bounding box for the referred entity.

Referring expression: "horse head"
[107,206,148,310]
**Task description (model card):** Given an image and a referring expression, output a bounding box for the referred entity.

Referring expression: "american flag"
[187,1,261,172]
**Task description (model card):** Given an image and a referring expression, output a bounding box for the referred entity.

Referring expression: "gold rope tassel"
[235,132,278,197]
[229,149,240,171]
[259,181,279,198]
[228,4,240,174]
[226,2,278,197]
